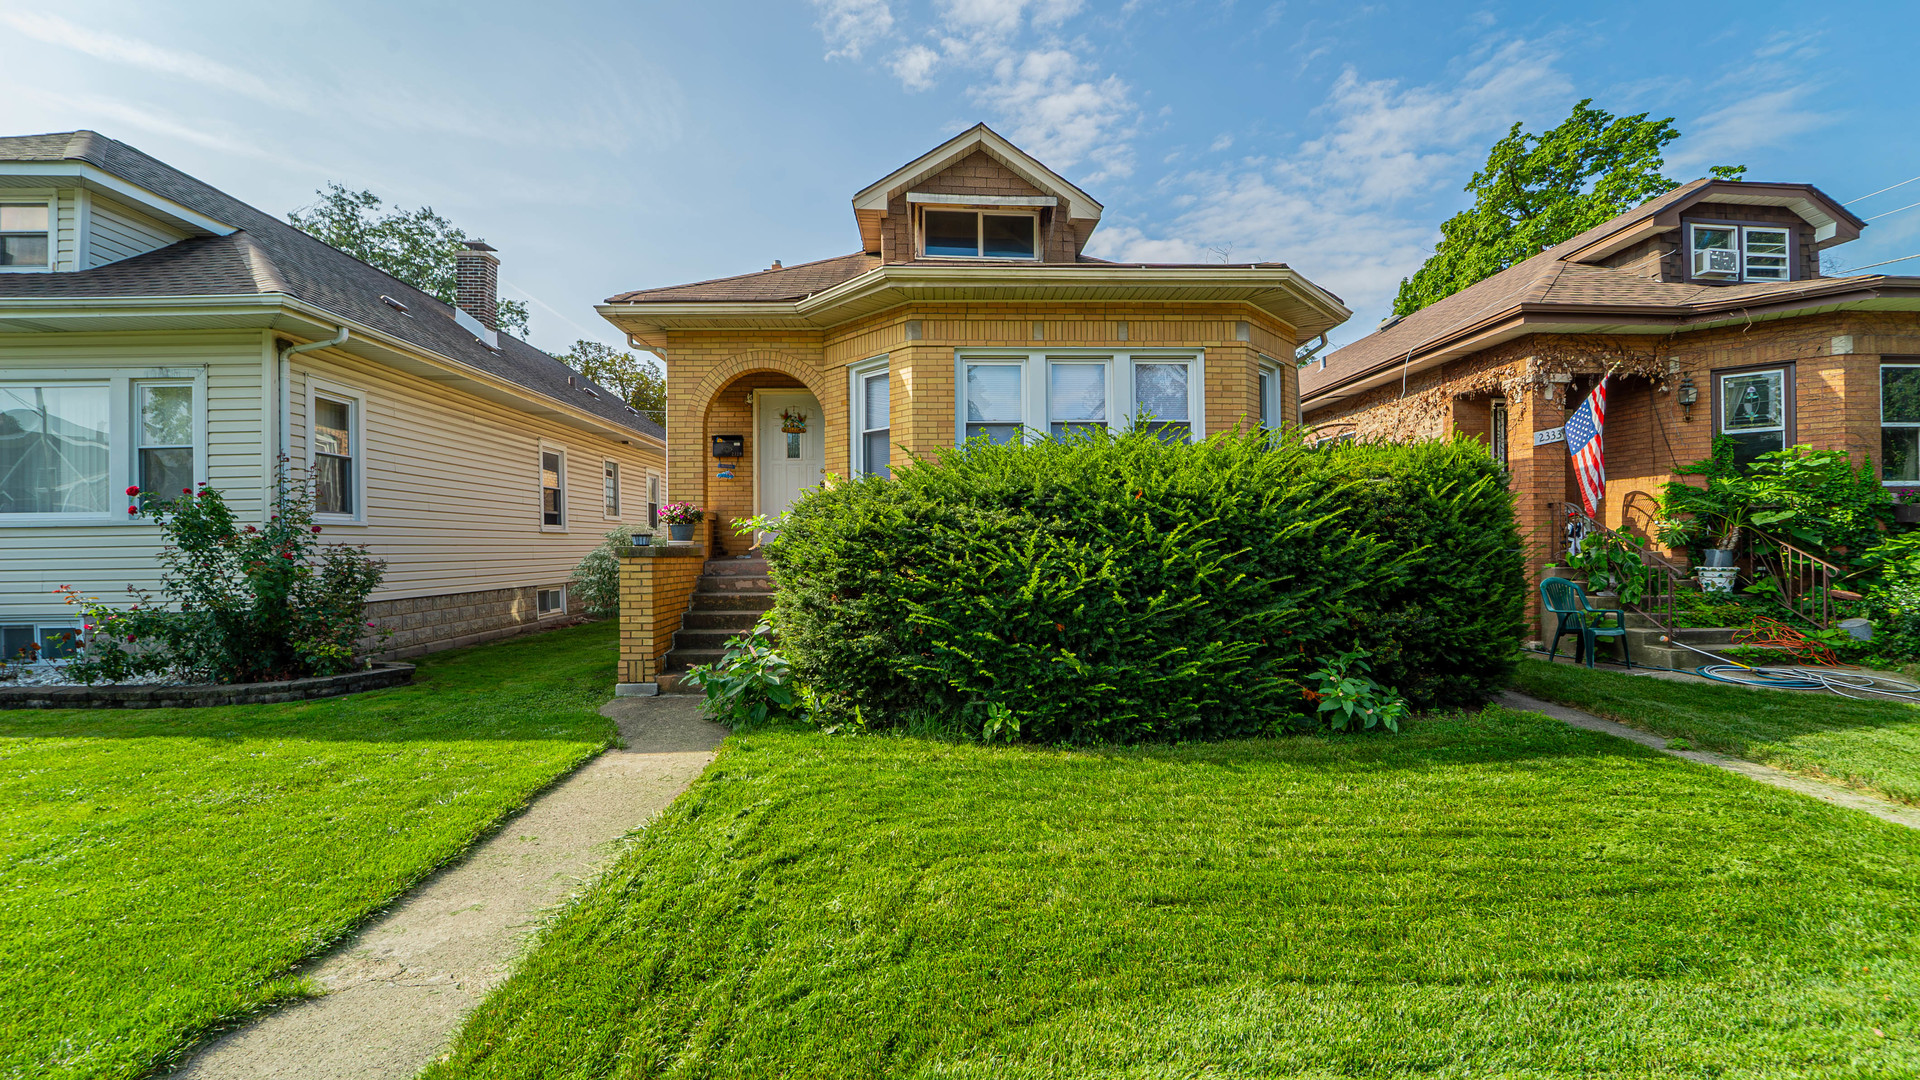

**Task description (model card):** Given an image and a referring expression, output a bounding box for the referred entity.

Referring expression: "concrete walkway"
[170,695,725,1080]
[1500,690,1920,831]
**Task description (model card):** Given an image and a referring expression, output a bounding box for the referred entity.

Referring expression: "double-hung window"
[919,208,1038,259]
[1690,223,1792,282]
[137,383,195,501]
[603,460,621,517]
[1716,365,1792,470]
[0,203,51,270]
[958,351,1205,446]
[311,393,357,518]
[646,473,661,528]
[964,362,1024,444]
[1884,362,1920,483]
[851,358,892,478]
[541,449,566,528]
[1257,356,1285,431]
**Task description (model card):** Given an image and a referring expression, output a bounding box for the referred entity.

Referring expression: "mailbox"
[711,434,744,458]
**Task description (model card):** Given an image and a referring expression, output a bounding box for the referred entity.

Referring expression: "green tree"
[559,340,666,425]
[288,183,531,337]
[1392,101,1745,317]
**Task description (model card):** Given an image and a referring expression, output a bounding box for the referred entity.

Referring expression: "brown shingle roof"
[0,131,662,441]
[1303,179,1890,402]
[606,252,881,303]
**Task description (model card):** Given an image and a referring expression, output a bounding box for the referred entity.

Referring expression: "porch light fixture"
[1677,376,1698,422]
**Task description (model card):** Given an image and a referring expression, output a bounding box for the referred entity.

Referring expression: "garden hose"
[1658,635,1920,702]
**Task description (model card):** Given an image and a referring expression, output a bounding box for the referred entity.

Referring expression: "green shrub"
[568,524,653,617]
[764,427,1523,743]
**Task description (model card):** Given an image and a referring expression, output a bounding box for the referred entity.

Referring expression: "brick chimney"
[455,240,500,331]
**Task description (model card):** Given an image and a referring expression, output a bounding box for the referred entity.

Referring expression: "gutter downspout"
[1293,333,1330,368]
[277,325,349,460]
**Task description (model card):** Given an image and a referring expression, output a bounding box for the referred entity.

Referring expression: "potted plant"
[1894,487,1920,525]
[659,502,705,543]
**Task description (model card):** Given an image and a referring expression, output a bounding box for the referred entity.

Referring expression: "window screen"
[861,370,891,478]
[966,365,1023,444]
[1134,362,1190,443]
[1050,362,1107,439]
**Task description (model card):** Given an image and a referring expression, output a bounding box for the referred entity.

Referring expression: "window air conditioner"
[1693,247,1740,279]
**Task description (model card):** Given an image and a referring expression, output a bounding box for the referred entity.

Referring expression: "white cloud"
[0,11,304,110]
[890,44,941,91]
[1210,133,1233,152]
[970,48,1136,178]
[1667,85,1833,174]
[1088,37,1571,338]
[811,0,897,60]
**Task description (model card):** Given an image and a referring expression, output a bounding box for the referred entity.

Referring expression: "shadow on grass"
[0,619,624,743]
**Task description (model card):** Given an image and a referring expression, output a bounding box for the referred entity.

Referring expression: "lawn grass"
[426,707,1920,1079]
[1514,657,1920,806]
[0,620,619,1080]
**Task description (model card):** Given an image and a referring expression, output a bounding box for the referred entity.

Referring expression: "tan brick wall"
[660,304,1301,552]
[616,548,706,684]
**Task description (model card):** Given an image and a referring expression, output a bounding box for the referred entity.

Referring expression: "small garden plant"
[567,524,654,617]
[59,467,387,685]
[657,502,705,526]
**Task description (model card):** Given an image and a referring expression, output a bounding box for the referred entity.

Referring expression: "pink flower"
[125,485,140,496]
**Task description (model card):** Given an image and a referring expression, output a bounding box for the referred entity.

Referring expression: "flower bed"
[0,662,413,709]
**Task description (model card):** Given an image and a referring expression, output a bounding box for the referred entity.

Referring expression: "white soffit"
[1699,192,1839,240]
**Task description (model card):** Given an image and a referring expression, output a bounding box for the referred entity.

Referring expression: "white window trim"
[1883,362,1920,487]
[1717,368,1789,448]
[305,377,366,525]
[0,195,56,274]
[1689,222,1796,283]
[645,470,663,529]
[539,441,568,532]
[602,459,621,519]
[1257,355,1285,431]
[0,623,83,666]
[915,205,1041,261]
[954,350,1206,445]
[536,586,567,618]
[849,355,891,478]
[0,366,206,527]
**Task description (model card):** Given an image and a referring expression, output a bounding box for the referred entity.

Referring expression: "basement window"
[919,208,1038,259]
[536,587,566,616]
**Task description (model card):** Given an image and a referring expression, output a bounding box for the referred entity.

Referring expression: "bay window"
[957,350,1205,446]
[1885,362,1920,483]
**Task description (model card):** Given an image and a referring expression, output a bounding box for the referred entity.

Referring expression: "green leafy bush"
[763,427,1523,743]
[1306,648,1409,732]
[684,617,801,730]
[64,470,387,684]
[568,524,653,617]
[1660,438,1893,561]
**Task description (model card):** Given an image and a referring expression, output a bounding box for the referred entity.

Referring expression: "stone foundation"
[365,585,583,659]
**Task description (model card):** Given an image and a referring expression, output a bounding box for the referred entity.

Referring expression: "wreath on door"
[779,408,810,434]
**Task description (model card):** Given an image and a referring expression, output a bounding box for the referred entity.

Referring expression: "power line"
[1865,199,1920,221]
[1834,251,1920,274]
[1844,174,1920,205]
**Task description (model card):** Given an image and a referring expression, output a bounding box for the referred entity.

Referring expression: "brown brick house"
[597,123,1349,557]
[1299,178,1920,626]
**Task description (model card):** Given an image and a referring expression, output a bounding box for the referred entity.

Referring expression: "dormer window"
[0,203,51,270]
[1690,224,1790,282]
[919,208,1038,260]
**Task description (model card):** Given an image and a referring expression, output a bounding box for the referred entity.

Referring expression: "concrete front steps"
[657,557,774,694]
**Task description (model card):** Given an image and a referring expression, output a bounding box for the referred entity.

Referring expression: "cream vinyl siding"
[88,197,186,267]
[286,348,664,601]
[0,330,269,623]
[55,191,81,271]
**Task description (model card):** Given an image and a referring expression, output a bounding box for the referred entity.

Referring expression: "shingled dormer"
[850,123,1103,264]
[1560,179,1864,286]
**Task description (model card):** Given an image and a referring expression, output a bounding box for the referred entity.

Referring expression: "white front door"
[758,390,825,521]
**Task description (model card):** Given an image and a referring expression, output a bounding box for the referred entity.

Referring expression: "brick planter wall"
[0,662,414,709]
[616,545,707,693]
[364,586,581,658]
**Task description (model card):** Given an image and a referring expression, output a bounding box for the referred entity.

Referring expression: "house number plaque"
[1533,426,1566,446]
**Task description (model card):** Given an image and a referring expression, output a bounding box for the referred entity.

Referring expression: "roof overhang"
[0,161,237,237]
[0,293,664,448]
[598,263,1351,351]
[1301,278,1920,414]
[851,124,1103,254]
[1565,181,1865,263]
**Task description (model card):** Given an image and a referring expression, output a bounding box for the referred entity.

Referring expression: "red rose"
[245,525,257,532]
[182,487,192,494]
[311,526,322,534]
[125,485,140,496]
[283,553,294,559]
[127,506,138,515]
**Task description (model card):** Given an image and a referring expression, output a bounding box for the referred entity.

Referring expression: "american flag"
[1566,375,1610,518]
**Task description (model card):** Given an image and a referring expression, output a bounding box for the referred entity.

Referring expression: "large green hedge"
[767,428,1524,742]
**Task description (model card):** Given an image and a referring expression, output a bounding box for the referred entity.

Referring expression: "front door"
[758,390,825,523]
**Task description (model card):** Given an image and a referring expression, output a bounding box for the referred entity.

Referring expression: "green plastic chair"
[1540,576,1633,670]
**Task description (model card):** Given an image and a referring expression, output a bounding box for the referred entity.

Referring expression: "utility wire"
[1834,251,1920,274]
[1845,174,1920,205]
[1865,198,1920,221]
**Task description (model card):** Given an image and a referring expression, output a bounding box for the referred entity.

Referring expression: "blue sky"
[4,0,1918,358]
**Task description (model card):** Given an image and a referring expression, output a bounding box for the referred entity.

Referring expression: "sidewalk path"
[171,695,724,1079]
[1500,690,1920,831]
